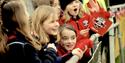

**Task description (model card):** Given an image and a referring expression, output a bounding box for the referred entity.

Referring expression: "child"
[1,1,58,63]
[31,5,60,45]
[57,24,87,63]
[31,4,60,62]
[59,0,93,62]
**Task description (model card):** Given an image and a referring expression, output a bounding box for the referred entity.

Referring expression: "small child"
[57,24,87,63]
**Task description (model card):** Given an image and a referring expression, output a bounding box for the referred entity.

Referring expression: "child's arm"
[66,47,87,63]
[66,55,79,63]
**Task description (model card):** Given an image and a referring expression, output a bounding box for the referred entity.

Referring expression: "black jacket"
[5,32,57,63]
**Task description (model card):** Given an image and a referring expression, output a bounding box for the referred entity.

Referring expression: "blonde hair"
[31,5,59,45]
[62,1,85,22]
[32,0,53,9]
[2,1,41,50]
[0,0,7,54]
[0,21,7,54]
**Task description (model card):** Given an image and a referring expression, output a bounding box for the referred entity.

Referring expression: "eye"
[62,37,69,40]
[50,20,55,23]
[71,35,76,40]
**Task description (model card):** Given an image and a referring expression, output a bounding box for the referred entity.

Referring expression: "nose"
[67,39,72,44]
[55,21,60,27]
[73,5,76,8]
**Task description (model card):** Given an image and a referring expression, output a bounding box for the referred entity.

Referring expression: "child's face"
[66,0,80,16]
[60,28,76,51]
[42,13,59,36]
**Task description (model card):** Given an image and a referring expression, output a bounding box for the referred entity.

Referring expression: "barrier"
[88,42,102,63]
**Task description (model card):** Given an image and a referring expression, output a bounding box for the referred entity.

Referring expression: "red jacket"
[59,13,91,40]
[57,39,93,63]
[57,45,74,63]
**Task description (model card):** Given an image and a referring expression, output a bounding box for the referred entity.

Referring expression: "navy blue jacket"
[5,32,57,63]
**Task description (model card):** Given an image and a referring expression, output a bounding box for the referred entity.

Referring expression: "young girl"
[31,5,60,45]
[30,4,60,62]
[1,1,58,63]
[57,24,87,63]
[59,0,93,62]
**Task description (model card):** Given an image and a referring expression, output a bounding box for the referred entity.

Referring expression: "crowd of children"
[0,0,113,63]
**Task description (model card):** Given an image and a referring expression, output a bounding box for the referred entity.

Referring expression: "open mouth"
[52,29,58,32]
[66,44,73,48]
[74,8,77,12]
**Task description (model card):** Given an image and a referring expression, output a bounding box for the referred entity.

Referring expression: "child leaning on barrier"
[57,24,87,63]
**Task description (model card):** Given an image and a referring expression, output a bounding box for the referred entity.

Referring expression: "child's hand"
[90,33,100,41]
[47,43,57,52]
[80,29,89,37]
[72,47,87,59]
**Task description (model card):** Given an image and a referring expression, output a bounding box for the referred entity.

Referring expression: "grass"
[115,48,125,63]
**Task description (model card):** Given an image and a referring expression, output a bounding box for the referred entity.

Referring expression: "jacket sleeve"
[7,42,42,63]
[56,52,73,63]
[7,42,58,63]
[60,52,73,63]
[39,48,57,63]
[25,44,58,63]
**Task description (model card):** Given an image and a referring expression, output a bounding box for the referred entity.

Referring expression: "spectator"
[57,24,87,63]
[31,5,60,63]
